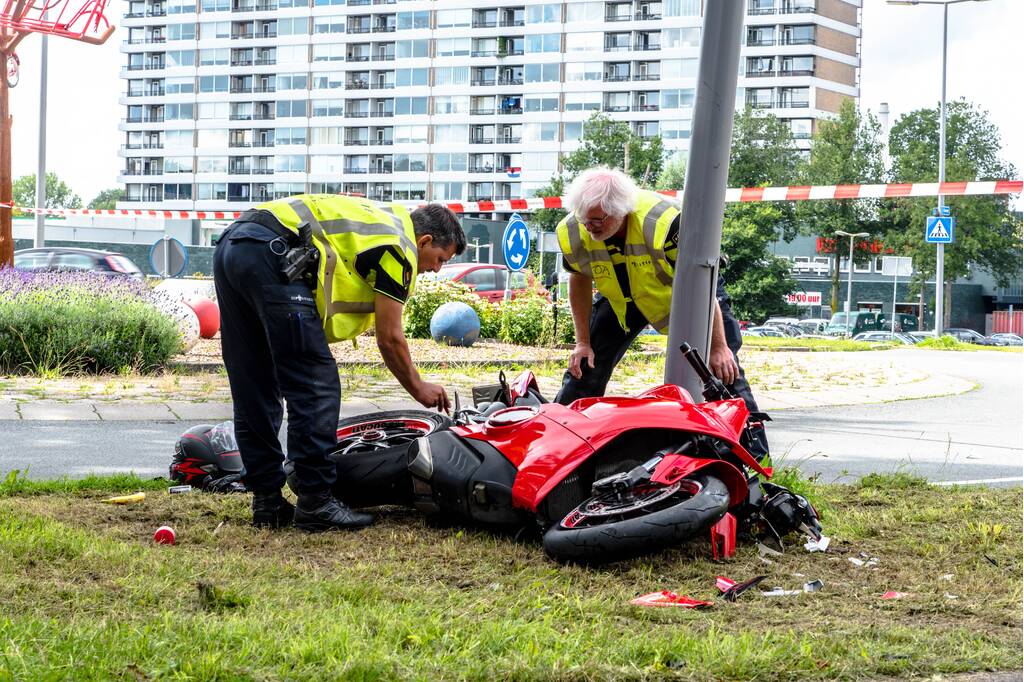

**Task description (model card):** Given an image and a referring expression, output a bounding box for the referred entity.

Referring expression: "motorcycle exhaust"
[408,437,440,514]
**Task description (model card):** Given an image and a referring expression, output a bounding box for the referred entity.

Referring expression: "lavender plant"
[0,269,182,375]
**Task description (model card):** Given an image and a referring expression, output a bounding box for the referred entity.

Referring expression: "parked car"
[989,333,1023,346]
[852,331,916,345]
[908,331,937,342]
[13,247,144,279]
[876,313,920,333]
[763,317,801,327]
[796,318,830,335]
[943,328,997,346]
[428,263,542,303]
[824,312,882,337]
[764,323,804,337]
[743,326,786,338]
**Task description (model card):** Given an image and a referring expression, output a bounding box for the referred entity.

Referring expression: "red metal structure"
[0,0,113,266]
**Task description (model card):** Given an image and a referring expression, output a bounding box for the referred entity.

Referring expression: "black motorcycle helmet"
[171,422,246,491]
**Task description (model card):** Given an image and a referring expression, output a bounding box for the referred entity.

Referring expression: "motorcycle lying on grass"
[173,344,822,564]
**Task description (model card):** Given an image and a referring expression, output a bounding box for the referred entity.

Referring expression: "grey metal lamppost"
[836,230,869,337]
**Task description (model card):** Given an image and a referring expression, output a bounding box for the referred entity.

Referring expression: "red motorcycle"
[174,344,820,563]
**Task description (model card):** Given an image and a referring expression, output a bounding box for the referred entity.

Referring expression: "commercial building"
[118,0,861,220]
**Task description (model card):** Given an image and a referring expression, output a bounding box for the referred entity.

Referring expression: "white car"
[797,318,830,335]
[989,333,1023,347]
[743,326,786,338]
[852,331,916,345]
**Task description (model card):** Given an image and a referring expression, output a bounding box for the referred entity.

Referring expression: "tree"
[531,112,665,236]
[797,99,885,314]
[719,107,802,320]
[88,188,125,210]
[882,100,1021,327]
[12,173,83,212]
[655,155,686,191]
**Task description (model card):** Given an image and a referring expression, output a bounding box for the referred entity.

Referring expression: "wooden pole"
[0,46,13,267]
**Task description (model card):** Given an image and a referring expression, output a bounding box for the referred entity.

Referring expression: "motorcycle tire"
[285,410,452,507]
[542,472,730,565]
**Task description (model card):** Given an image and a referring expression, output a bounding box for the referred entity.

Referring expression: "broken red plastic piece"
[881,591,910,600]
[715,574,767,601]
[630,591,714,609]
[710,512,737,560]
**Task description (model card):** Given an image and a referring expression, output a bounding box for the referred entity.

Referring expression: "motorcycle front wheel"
[542,472,730,564]
[285,410,451,506]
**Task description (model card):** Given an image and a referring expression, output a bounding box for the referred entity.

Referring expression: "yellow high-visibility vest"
[258,194,418,342]
[556,190,679,333]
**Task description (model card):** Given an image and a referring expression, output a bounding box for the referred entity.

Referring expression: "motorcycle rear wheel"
[285,410,451,506]
[542,472,730,564]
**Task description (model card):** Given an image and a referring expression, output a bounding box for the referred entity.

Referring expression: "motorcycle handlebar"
[678,342,734,402]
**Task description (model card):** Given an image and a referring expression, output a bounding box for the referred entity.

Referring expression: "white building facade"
[118,0,860,214]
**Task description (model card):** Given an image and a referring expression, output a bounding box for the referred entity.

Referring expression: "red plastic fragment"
[710,512,737,560]
[881,591,910,600]
[630,591,714,609]
[715,576,737,593]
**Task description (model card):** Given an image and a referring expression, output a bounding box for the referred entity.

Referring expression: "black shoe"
[294,492,374,532]
[252,490,295,529]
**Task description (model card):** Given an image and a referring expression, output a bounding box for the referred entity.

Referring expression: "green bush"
[916,335,967,350]
[476,301,501,339]
[403,277,483,339]
[499,291,551,346]
[543,301,575,345]
[0,270,182,375]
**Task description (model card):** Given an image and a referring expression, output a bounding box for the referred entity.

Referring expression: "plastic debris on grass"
[761,580,824,597]
[101,492,146,505]
[631,591,714,609]
[804,535,830,552]
[881,591,910,600]
[849,552,879,568]
[716,575,767,602]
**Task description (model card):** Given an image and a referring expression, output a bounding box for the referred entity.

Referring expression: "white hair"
[566,167,639,218]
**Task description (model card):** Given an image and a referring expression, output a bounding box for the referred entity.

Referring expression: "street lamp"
[886,0,991,334]
[836,230,869,337]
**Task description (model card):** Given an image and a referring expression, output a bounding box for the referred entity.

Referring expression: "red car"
[433,263,541,303]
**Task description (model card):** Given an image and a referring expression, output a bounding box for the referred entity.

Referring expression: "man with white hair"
[554,166,768,458]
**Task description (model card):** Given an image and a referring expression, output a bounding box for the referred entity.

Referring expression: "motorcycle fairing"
[457,394,771,513]
[649,454,748,506]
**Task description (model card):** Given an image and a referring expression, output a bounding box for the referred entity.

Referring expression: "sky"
[7,0,1024,206]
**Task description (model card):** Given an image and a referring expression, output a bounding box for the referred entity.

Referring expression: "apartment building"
[118,0,860,213]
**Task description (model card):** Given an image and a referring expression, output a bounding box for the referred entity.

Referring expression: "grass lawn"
[0,472,1020,680]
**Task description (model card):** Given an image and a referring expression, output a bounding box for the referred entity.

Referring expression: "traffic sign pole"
[935,1,949,336]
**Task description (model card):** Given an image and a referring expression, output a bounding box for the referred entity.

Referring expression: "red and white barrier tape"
[1,180,1020,220]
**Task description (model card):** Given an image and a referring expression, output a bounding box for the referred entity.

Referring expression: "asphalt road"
[2,349,1020,486]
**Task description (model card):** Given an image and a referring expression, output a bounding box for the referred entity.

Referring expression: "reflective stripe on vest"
[257,194,417,342]
[556,190,679,333]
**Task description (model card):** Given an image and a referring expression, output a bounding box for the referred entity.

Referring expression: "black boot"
[252,490,295,529]
[294,491,374,532]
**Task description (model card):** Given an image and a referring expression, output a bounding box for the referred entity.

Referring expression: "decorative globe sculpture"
[186,296,221,339]
[430,302,480,347]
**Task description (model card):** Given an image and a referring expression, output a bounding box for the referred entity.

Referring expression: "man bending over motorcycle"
[553,166,769,460]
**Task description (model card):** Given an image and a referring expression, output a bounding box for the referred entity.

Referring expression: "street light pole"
[935,1,947,335]
[836,230,869,337]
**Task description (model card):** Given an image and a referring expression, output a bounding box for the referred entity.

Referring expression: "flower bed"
[0,269,182,375]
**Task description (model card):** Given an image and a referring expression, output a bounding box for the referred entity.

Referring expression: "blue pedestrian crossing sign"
[925,215,955,244]
[502,212,531,272]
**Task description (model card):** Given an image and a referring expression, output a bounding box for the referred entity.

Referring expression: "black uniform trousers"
[554,280,770,460]
[213,222,340,494]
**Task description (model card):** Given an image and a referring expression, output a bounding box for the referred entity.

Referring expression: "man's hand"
[568,342,595,379]
[709,343,739,386]
[412,381,450,414]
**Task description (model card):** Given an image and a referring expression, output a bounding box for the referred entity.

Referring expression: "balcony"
[344,167,369,174]
[372,24,397,33]
[468,166,497,174]
[780,4,817,13]
[471,49,497,57]
[230,83,253,93]
[348,25,371,34]
[373,53,395,61]
[228,167,253,175]
[345,139,370,146]
[346,81,370,90]
[254,56,275,66]
[252,168,274,174]
[746,37,776,47]
[469,136,495,144]
[604,73,630,82]
[635,11,662,20]
[497,77,523,85]
[146,7,166,16]
[253,111,275,120]
[472,19,497,28]
[468,195,494,202]
[231,58,254,66]
[471,78,496,86]
[780,36,814,46]
[499,18,525,27]
[497,106,522,115]
[232,31,254,39]
[500,48,524,57]
[229,113,254,120]
[229,140,253,147]
[497,136,521,144]
[779,69,814,77]
[604,13,631,22]
[124,11,145,18]
[633,73,659,81]
[604,43,631,52]
[345,111,371,118]
[634,42,661,51]
[603,104,630,112]
[348,54,371,62]
[776,98,809,108]
[471,108,496,115]
[634,103,659,111]
[746,100,774,109]
[372,139,394,145]
[747,6,776,15]
[254,84,276,93]
[144,62,165,70]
